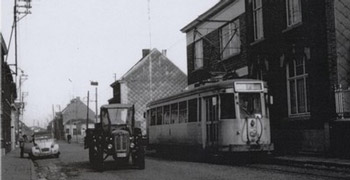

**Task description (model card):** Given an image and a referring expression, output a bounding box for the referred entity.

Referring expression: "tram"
[146,79,274,153]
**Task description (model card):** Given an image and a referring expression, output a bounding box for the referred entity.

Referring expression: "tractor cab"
[100,104,134,133]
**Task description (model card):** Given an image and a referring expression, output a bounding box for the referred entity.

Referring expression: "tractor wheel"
[89,146,96,163]
[94,144,104,172]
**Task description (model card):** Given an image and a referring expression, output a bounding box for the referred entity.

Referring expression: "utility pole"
[11,0,32,75]
[14,0,18,76]
[18,73,27,131]
[86,91,89,133]
[96,87,98,122]
[90,81,98,123]
[52,104,55,137]
[11,0,32,147]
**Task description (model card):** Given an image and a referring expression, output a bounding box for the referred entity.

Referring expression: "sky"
[1,0,219,128]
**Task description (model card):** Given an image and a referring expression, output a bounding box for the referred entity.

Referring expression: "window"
[157,107,163,125]
[220,94,236,119]
[188,99,198,122]
[194,40,203,70]
[221,19,241,59]
[108,108,129,125]
[286,0,302,27]
[101,109,109,131]
[239,93,262,119]
[66,129,69,133]
[150,108,157,126]
[253,0,264,40]
[287,57,309,115]
[179,101,188,123]
[163,105,170,124]
[171,103,178,124]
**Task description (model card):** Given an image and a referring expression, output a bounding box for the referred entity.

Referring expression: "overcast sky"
[1,0,219,127]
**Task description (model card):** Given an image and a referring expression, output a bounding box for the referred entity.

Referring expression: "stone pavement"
[1,148,36,180]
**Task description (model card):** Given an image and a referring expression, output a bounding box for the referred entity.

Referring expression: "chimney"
[162,49,167,57]
[142,49,151,58]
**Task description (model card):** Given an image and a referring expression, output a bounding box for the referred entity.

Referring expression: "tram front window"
[239,93,262,118]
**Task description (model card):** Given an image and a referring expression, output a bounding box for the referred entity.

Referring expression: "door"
[205,96,219,148]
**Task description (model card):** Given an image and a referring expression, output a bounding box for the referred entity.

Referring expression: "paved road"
[32,141,350,180]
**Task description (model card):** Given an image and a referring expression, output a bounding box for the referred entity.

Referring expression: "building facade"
[47,112,65,140]
[61,97,96,141]
[1,34,17,154]
[109,48,187,134]
[181,0,350,156]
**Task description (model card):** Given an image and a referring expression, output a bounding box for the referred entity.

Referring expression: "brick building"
[109,48,187,134]
[1,34,17,153]
[181,0,350,156]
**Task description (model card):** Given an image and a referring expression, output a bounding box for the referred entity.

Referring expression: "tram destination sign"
[234,82,263,92]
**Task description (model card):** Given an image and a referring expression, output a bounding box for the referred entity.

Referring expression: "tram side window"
[179,101,188,123]
[151,108,157,126]
[163,105,170,124]
[221,93,236,119]
[146,110,150,125]
[171,103,178,124]
[188,99,198,122]
[157,107,163,125]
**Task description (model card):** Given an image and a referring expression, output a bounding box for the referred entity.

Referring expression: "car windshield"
[108,108,129,125]
[34,133,52,140]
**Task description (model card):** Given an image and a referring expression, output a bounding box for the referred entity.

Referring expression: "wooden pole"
[86,91,89,130]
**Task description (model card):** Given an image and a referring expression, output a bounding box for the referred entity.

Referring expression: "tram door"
[205,96,219,148]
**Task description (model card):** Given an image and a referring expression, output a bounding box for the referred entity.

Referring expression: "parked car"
[29,131,60,159]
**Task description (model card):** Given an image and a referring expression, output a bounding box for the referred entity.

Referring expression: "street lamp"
[90,81,98,123]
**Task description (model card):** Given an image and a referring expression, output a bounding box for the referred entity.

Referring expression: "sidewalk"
[271,155,350,170]
[1,148,36,180]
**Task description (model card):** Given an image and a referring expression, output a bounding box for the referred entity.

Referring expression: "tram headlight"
[250,120,256,127]
[107,144,113,149]
[130,142,135,148]
[250,130,257,137]
[255,114,262,119]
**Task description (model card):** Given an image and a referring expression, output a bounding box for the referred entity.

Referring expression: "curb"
[30,158,37,180]
[271,157,350,171]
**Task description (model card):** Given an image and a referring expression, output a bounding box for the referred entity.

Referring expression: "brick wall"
[247,0,337,154]
[1,62,16,153]
[334,0,350,89]
[122,50,187,133]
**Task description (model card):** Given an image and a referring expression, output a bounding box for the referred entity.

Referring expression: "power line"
[166,36,186,50]
[5,20,15,62]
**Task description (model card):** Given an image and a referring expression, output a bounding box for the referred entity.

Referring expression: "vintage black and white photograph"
[1,0,350,179]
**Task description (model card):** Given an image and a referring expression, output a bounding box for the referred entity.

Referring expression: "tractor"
[84,104,145,171]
